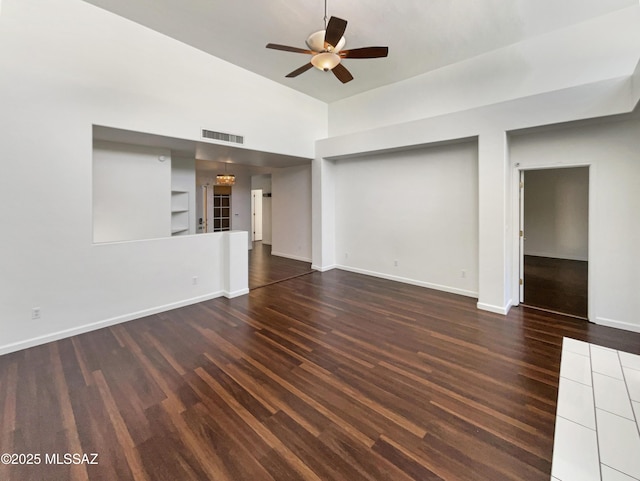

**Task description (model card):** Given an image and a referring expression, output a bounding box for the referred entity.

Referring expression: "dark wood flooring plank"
[249,241,314,289]
[180,402,276,481]
[523,255,588,318]
[48,342,89,481]
[223,359,332,438]
[70,383,135,481]
[92,370,150,481]
[263,410,369,481]
[192,366,324,481]
[0,359,18,481]
[242,354,377,448]
[373,435,448,481]
[2,269,640,480]
[317,425,417,481]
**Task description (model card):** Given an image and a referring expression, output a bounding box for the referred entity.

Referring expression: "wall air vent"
[201,129,244,145]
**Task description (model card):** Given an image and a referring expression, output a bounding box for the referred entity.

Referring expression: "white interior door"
[251,189,263,241]
[519,170,525,303]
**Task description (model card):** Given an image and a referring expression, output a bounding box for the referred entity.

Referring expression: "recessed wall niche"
[92,126,196,243]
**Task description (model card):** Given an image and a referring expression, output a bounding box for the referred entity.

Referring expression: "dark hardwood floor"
[249,241,314,289]
[2,270,639,481]
[523,255,588,318]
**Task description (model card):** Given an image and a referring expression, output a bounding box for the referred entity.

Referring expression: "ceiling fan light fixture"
[306,30,346,53]
[311,52,340,71]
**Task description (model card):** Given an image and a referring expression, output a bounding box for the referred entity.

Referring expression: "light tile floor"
[552,338,640,481]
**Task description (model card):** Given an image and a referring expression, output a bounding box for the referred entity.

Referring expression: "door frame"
[511,162,594,320]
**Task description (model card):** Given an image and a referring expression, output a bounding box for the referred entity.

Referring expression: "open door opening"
[519,167,589,319]
[251,189,263,242]
[195,184,232,233]
[249,174,313,290]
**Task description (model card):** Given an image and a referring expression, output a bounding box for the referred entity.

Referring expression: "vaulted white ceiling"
[82,0,636,103]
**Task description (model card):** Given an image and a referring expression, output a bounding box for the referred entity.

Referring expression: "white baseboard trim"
[336,265,478,299]
[594,316,640,333]
[0,291,225,356]
[477,301,511,315]
[225,288,250,298]
[311,264,336,272]
[505,299,513,314]
[270,251,312,263]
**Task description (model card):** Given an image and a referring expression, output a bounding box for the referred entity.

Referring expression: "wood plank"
[249,241,314,289]
[523,255,588,318]
[1,269,639,480]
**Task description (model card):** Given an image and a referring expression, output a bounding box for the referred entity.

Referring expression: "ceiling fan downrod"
[324,0,328,30]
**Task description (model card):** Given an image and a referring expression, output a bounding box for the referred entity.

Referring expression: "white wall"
[93,141,171,242]
[272,165,312,262]
[0,0,325,354]
[510,116,640,332]
[315,40,640,320]
[334,141,479,297]
[328,6,640,137]
[523,167,589,261]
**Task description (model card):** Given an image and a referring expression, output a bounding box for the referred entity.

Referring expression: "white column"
[311,156,336,271]
[477,130,513,314]
[223,230,249,298]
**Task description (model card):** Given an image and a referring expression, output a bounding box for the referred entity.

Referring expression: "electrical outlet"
[461,270,466,278]
[192,276,198,285]
[31,307,41,320]
[345,253,349,259]
[394,260,398,267]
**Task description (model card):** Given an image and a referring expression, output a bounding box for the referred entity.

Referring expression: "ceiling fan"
[265,3,388,84]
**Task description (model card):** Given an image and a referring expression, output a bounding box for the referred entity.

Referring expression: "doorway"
[519,167,589,318]
[251,189,263,241]
[248,176,313,289]
[196,184,232,233]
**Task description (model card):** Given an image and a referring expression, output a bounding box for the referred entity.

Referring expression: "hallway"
[249,241,314,289]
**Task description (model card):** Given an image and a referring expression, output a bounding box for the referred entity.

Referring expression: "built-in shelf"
[171,190,189,236]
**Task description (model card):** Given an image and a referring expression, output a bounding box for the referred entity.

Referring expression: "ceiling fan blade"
[340,46,389,59]
[325,16,347,49]
[266,43,313,55]
[286,63,314,78]
[332,63,353,83]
